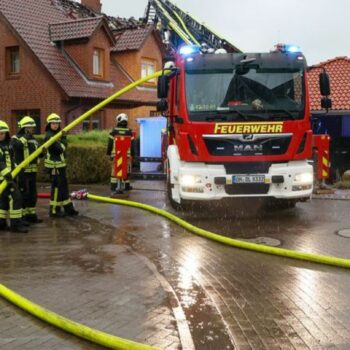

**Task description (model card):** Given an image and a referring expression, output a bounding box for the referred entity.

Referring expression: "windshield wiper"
[227,110,249,121]
[266,109,298,120]
[201,110,268,122]
[227,110,269,121]
[204,110,248,121]
[217,109,265,121]
[205,115,228,122]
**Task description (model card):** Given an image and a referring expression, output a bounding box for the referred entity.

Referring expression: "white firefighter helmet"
[164,61,175,69]
[116,113,128,124]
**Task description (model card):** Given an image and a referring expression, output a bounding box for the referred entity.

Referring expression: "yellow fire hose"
[0,284,160,350]
[1,68,350,350]
[0,69,170,196]
[0,71,171,350]
[87,194,350,269]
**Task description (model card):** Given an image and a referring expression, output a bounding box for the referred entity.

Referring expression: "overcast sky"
[101,0,349,65]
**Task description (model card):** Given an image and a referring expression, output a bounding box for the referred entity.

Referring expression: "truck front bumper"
[177,161,313,201]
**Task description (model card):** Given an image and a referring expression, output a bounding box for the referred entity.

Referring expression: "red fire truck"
[146,0,332,208]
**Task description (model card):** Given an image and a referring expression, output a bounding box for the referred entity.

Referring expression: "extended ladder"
[144,0,241,53]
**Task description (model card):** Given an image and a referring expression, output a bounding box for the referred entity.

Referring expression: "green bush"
[66,144,110,184]
[37,144,111,184]
[68,130,110,146]
[36,130,110,147]
[36,130,111,184]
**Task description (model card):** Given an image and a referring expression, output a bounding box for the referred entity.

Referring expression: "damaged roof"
[51,0,145,32]
[0,0,158,102]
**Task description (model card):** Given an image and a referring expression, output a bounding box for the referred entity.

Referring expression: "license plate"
[232,175,265,184]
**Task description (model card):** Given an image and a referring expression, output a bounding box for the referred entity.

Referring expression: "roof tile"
[0,0,158,103]
[49,16,103,42]
[114,27,153,52]
[308,57,350,111]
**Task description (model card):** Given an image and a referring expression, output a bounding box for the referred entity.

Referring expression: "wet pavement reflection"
[1,181,350,349]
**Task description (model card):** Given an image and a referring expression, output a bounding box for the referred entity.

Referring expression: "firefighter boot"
[21,217,31,226]
[64,203,79,217]
[125,181,133,191]
[10,219,28,234]
[25,214,43,224]
[49,207,66,218]
[0,219,9,231]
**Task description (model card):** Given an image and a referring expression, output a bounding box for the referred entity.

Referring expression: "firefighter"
[11,116,43,224]
[107,113,133,195]
[44,113,78,217]
[0,121,28,233]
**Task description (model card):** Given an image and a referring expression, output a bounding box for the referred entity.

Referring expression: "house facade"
[0,0,164,133]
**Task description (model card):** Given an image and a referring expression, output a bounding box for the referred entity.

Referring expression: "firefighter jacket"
[11,132,40,173]
[107,127,133,158]
[0,140,16,181]
[44,130,67,169]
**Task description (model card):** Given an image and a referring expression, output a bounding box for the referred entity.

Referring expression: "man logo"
[242,134,254,141]
[234,144,263,153]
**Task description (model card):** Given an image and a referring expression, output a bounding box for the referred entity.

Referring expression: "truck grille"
[204,135,292,156]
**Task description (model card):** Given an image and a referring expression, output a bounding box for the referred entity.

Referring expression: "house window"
[93,48,104,77]
[82,112,103,131]
[14,110,41,134]
[6,46,20,76]
[141,59,156,83]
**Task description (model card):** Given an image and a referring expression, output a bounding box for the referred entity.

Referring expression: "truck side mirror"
[157,75,169,99]
[321,97,332,110]
[319,71,331,96]
[157,99,168,112]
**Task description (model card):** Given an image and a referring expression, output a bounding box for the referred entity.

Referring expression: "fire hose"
[0,70,169,350]
[1,69,350,350]
[84,193,350,269]
[0,284,159,350]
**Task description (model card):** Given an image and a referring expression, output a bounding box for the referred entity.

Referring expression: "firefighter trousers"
[0,183,23,229]
[110,171,131,191]
[110,159,131,192]
[49,168,75,215]
[18,173,38,219]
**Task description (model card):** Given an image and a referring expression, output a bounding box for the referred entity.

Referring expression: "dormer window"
[93,48,104,77]
[141,59,156,84]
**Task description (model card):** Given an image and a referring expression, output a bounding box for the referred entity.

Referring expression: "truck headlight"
[294,173,313,184]
[180,175,202,186]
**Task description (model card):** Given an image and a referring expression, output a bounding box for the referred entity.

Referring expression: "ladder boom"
[145,0,241,53]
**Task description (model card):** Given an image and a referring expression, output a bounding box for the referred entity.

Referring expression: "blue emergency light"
[274,43,302,54]
[286,45,301,53]
[179,45,201,56]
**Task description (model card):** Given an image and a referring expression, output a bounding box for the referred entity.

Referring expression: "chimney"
[81,0,102,13]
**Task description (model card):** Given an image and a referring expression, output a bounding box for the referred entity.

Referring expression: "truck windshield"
[185,67,305,121]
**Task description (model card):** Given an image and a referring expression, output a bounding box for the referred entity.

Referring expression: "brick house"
[0,0,164,133]
[308,57,350,179]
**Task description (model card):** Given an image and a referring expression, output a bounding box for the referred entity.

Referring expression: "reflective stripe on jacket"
[11,134,39,173]
[44,130,67,169]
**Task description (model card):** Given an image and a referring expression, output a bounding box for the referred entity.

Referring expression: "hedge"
[36,131,111,184]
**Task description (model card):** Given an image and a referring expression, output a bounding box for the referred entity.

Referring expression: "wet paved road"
[1,181,350,349]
